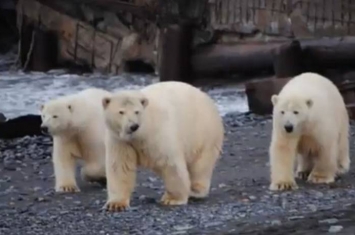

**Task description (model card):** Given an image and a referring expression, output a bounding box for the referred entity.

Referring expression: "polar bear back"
[74,88,110,117]
[74,88,111,111]
[66,88,112,138]
[141,81,224,158]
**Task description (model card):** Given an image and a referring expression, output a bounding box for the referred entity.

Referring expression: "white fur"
[102,81,224,211]
[40,88,111,193]
[269,72,350,191]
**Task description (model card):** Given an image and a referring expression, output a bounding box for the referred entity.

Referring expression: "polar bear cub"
[269,72,350,191]
[40,88,111,193]
[101,81,224,211]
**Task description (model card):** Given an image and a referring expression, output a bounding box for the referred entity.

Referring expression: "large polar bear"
[101,81,224,212]
[269,72,350,191]
[40,88,111,193]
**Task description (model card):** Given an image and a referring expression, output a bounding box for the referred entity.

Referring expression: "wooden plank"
[18,0,159,74]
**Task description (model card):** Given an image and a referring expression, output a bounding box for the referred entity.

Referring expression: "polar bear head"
[102,90,149,141]
[271,94,313,135]
[40,97,82,136]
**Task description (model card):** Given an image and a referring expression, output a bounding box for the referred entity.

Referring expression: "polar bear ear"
[306,99,313,108]
[102,97,111,109]
[271,95,278,106]
[141,97,149,108]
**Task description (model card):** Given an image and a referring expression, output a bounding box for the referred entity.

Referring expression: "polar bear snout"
[129,124,140,133]
[284,124,294,133]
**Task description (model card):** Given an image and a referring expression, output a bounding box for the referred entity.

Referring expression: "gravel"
[1,112,355,234]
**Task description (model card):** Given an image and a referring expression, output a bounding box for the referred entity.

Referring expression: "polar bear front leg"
[104,140,137,212]
[160,157,190,206]
[269,136,298,191]
[52,138,79,193]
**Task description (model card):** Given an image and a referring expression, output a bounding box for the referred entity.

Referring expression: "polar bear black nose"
[284,124,293,133]
[130,124,139,132]
[41,126,49,134]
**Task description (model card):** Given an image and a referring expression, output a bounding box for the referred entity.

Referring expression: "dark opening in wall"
[125,60,155,74]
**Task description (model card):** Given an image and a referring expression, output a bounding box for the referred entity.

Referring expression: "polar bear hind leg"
[337,127,350,175]
[296,154,313,180]
[160,155,191,206]
[80,162,106,186]
[188,147,219,199]
[307,141,338,184]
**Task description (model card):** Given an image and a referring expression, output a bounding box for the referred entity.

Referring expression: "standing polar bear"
[269,72,350,191]
[40,88,111,193]
[101,81,224,212]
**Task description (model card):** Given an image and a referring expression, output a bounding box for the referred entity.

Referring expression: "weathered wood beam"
[18,0,150,74]
[191,42,283,77]
[301,37,355,70]
[192,37,355,78]
[37,0,158,20]
[159,23,193,83]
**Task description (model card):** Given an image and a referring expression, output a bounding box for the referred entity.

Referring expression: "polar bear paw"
[160,192,188,206]
[104,200,130,212]
[269,180,298,191]
[56,185,80,193]
[296,170,311,180]
[307,172,335,184]
[190,182,209,198]
[337,162,350,175]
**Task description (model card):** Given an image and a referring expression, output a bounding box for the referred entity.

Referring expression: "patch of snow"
[0,72,248,118]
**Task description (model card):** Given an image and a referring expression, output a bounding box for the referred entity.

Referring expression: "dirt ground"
[1,112,355,234]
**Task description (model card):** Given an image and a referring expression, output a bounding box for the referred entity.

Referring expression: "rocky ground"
[1,112,355,235]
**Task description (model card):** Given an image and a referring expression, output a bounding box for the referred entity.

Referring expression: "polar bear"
[40,88,111,193]
[269,72,350,191]
[101,81,224,212]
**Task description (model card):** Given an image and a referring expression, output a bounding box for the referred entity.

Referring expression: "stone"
[271,220,282,226]
[0,114,42,139]
[328,225,343,233]
[0,113,6,122]
[319,218,338,224]
[173,225,194,231]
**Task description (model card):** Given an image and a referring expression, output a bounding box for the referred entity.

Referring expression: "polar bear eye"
[281,111,285,115]
[293,111,299,115]
[135,111,139,115]
[53,115,58,119]
[119,111,125,115]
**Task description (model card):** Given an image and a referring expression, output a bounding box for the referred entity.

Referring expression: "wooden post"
[159,23,193,83]
[273,40,304,78]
